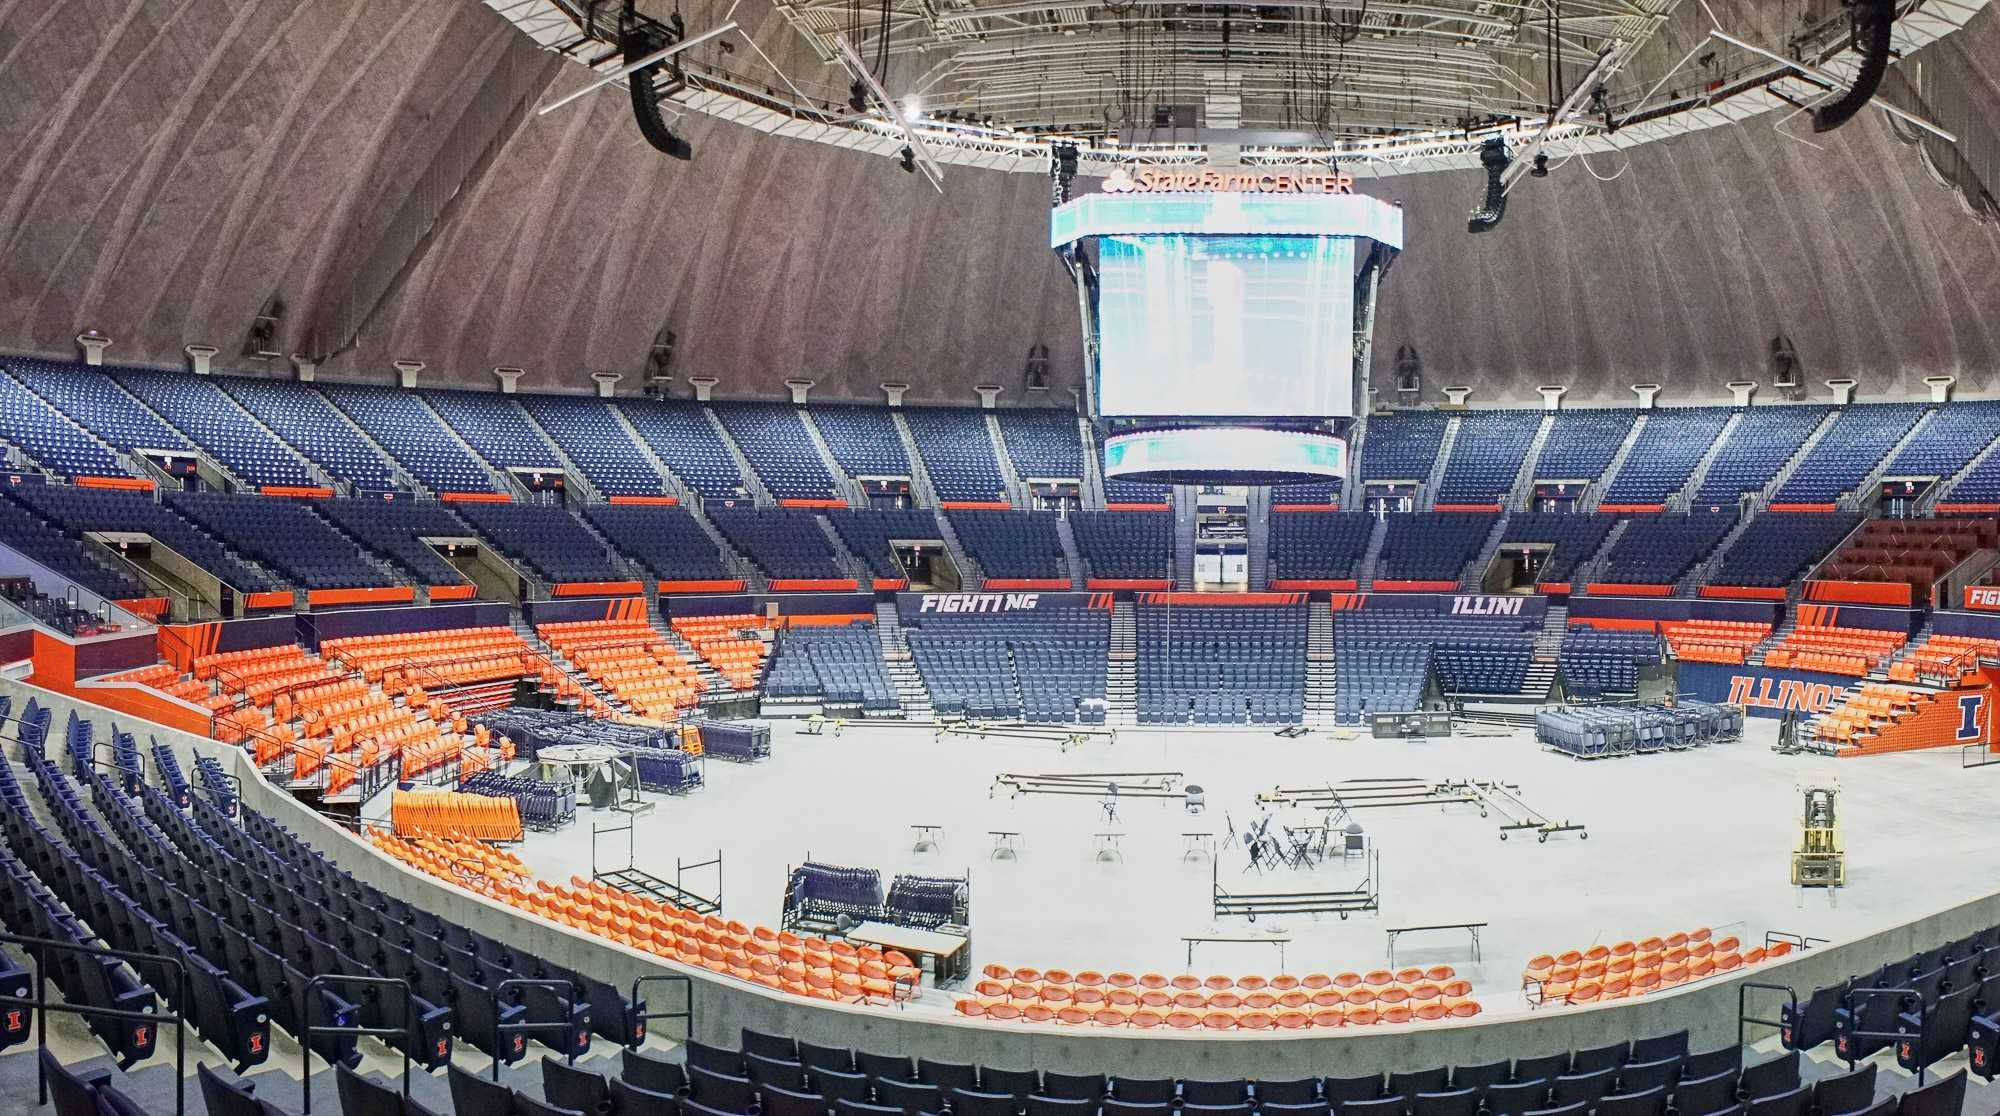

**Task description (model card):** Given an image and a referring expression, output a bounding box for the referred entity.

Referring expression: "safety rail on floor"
[490,978,579,1080]
[1736,980,1797,1054]
[1964,743,2000,769]
[1841,985,1927,1085]
[1763,930,1829,953]
[632,973,695,1045]
[0,931,189,1116]
[300,974,415,1115]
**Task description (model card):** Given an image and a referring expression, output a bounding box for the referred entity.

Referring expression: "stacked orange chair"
[959,966,1478,1029]
[1663,620,1771,665]
[1522,927,1786,1007]
[389,789,524,842]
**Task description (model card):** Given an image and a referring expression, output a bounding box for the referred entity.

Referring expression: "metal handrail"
[630,973,694,1046]
[490,977,578,1080]
[300,974,415,1115]
[1737,980,1798,1055]
[1841,985,1929,1085]
[0,931,188,1116]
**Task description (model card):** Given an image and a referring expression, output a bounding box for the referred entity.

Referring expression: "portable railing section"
[490,978,579,1080]
[0,932,188,1116]
[631,973,695,1045]
[299,974,415,1115]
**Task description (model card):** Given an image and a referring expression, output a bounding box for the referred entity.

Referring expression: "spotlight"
[898,146,916,174]
[1530,152,1548,178]
[1465,136,1511,234]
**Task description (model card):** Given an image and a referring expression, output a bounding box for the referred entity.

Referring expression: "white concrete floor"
[512,718,2000,1020]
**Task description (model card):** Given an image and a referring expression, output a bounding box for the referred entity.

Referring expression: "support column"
[492,367,525,395]
[393,360,424,389]
[184,345,218,375]
[1442,386,1472,406]
[591,372,623,399]
[1923,375,1955,403]
[291,355,317,383]
[1536,385,1568,411]
[688,376,718,402]
[974,385,1003,409]
[784,379,814,405]
[1726,381,1757,407]
[880,383,909,407]
[1824,379,1856,406]
[1630,384,1661,409]
[77,331,111,366]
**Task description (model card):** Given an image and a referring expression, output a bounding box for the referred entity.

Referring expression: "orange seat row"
[1888,635,2000,683]
[955,1000,1480,1029]
[1523,929,1789,1006]
[389,789,523,842]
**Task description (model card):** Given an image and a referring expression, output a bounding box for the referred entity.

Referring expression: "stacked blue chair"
[318,384,497,494]
[1557,630,1662,697]
[455,501,626,583]
[1502,513,1616,585]
[1537,702,1739,757]
[6,359,195,464]
[313,497,474,585]
[0,367,126,476]
[949,510,1066,580]
[0,495,145,600]
[583,504,733,580]
[826,508,940,580]
[1772,403,1927,504]
[1532,410,1635,485]
[422,388,565,475]
[1592,512,1736,586]
[1070,511,1170,581]
[903,408,1008,502]
[218,376,403,492]
[517,393,665,496]
[1435,411,1541,506]
[783,863,884,933]
[995,408,1084,482]
[460,771,577,830]
[1269,512,1372,582]
[1884,400,2000,483]
[165,491,397,589]
[115,370,316,488]
[810,404,911,479]
[1136,602,1305,723]
[1358,411,1451,481]
[617,399,746,498]
[9,484,280,591]
[714,403,840,500]
[1376,512,1496,583]
[1709,512,1862,588]
[708,507,844,580]
[1599,408,1733,506]
[766,622,898,710]
[884,875,967,931]
[1694,406,1827,505]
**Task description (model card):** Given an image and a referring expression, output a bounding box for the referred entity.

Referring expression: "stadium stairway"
[1852,408,1942,509]
[1588,411,1650,511]
[515,403,608,504]
[1504,414,1556,509]
[1869,619,1936,683]
[1304,599,1335,727]
[1462,512,1512,590]
[319,392,427,494]
[1172,490,1197,590]
[1759,409,1844,506]
[888,410,942,507]
[932,510,984,588]
[1526,604,1566,698]
[649,612,744,700]
[1420,415,1462,509]
[106,375,259,492]
[984,412,1025,507]
[1077,413,1110,509]
[606,404,692,502]
[1246,487,1271,590]
[1670,411,1745,511]
[874,601,933,720]
[1054,514,1086,589]
[705,407,776,505]
[797,407,861,505]
[413,393,520,497]
[1567,518,1632,595]
[1356,515,1389,590]
[815,515,869,583]
[1107,598,1137,725]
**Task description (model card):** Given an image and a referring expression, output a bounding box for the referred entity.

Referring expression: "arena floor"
[509,718,2000,1019]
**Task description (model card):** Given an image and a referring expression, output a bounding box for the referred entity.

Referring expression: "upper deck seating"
[313,498,473,585]
[165,491,398,589]
[949,510,1066,581]
[810,404,910,478]
[0,367,126,477]
[707,507,844,580]
[421,389,564,474]
[116,370,315,487]
[1269,512,1373,582]
[1436,411,1541,506]
[219,376,402,492]
[318,384,496,494]
[9,484,279,591]
[517,394,663,496]
[1694,406,1826,505]
[903,408,1008,503]
[1773,404,1926,504]
[1882,400,2000,482]
[1071,511,1170,581]
[454,502,625,583]
[583,504,732,580]
[1358,411,1450,482]
[7,360,193,461]
[714,403,840,500]
[1532,410,1635,485]
[617,400,746,498]
[996,409,1083,482]
[1599,408,1732,506]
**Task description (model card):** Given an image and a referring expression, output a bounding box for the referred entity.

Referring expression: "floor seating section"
[1888,634,2000,684]
[0,364,128,477]
[540,619,709,716]
[312,497,474,586]
[950,510,1068,581]
[1806,683,1939,752]
[1557,630,1661,696]
[1598,407,1732,506]
[166,491,399,589]
[708,507,845,580]
[1662,620,1771,664]
[616,400,746,498]
[1783,916,2000,1083]
[903,408,1008,503]
[1435,411,1541,506]
[1333,638,1432,724]
[7,484,280,592]
[218,375,403,492]
[714,403,841,501]
[827,508,940,580]
[1071,511,1171,581]
[1357,410,1450,482]
[1763,623,1909,677]
[1882,399,2000,485]
[517,393,664,496]
[907,606,1108,722]
[1694,406,1827,505]
[963,964,1480,1029]
[1269,512,1373,583]
[1709,512,1862,588]
[0,496,146,601]
[1375,512,1496,583]
[1532,409,1635,489]
[1137,603,1304,724]
[669,615,769,690]
[454,501,627,584]
[1591,512,1735,587]
[1339,607,1535,701]
[116,369,317,488]
[318,384,498,494]
[421,388,565,475]
[1814,518,2000,603]
[584,503,734,581]
[811,403,912,479]
[996,408,1084,482]
[9,359,196,463]
[1500,513,1615,586]
[1524,927,1784,1006]
[1773,404,1927,504]
[765,622,899,711]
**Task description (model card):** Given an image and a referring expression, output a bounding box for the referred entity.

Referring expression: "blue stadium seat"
[0,365,128,477]
[903,409,1008,503]
[826,509,941,580]
[1532,410,1635,486]
[518,394,666,496]
[708,507,844,579]
[1592,512,1736,586]
[617,400,747,498]
[454,501,627,583]
[949,510,1066,580]
[314,497,475,585]
[1694,407,1827,505]
[318,384,497,494]
[1070,511,1171,581]
[116,370,317,488]
[1376,512,1496,583]
[1709,512,1861,587]
[584,504,733,580]
[1599,408,1732,506]
[8,484,280,591]
[811,405,911,478]
[164,491,399,589]
[908,606,1108,722]
[995,410,1083,482]
[1501,513,1615,585]
[218,376,403,492]
[1269,512,1372,582]
[765,622,899,711]
[1358,411,1451,482]
[713,403,840,501]
[1436,412,1540,505]
[1772,404,1926,504]
[421,388,565,474]
[1137,602,1304,724]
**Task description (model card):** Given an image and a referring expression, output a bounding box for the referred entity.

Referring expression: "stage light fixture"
[1530,152,1549,178]
[1466,136,1512,234]
[898,145,916,173]
[623,12,694,161]
[1813,0,1896,133]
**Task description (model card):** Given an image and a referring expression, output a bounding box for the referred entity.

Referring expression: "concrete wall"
[12,672,1999,1076]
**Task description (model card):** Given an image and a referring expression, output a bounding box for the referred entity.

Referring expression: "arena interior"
[5,0,2000,1114]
